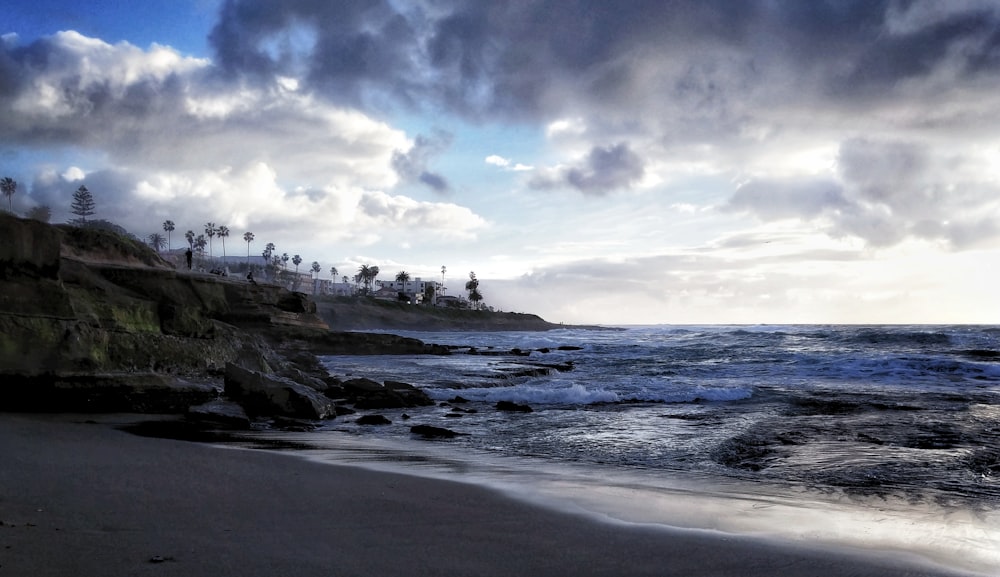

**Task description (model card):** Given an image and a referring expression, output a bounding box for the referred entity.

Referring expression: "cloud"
[724,138,1000,249]
[530,142,645,195]
[391,131,454,194]
[485,155,533,171]
[0,29,490,251]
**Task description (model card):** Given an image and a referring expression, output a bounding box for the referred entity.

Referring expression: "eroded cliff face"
[0,214,329,411]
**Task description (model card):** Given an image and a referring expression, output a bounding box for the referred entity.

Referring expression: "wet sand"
[0,414,983,577]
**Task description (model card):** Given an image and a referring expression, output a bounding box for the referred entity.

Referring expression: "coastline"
[0,413,985,577]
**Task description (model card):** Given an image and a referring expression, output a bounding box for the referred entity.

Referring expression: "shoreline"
[0,413,988,577]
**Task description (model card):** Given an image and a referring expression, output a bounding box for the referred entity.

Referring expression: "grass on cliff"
[313,295,560,331]
[58,222,171,269]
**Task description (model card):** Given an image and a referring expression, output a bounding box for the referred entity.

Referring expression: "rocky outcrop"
[335,377,435,409]
[0,214,445,417]
[223,363,335,420]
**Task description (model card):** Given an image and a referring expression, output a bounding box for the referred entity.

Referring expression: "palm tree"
[264,242,275,260]
[466,271,481,310]
[185,230,195,248]
[148,233,166,252]
[162,220,175,251]
[357,265,371,294]
[243,231,254,268]
[330,266,338,281]
[194,234,207,258]
[2,177,17,213]
[204,222,216,258]
[292,254,302,274]
[311,262,321,294]
[281,252,289,270]
[217,225,229,260]
[396,270,411,293]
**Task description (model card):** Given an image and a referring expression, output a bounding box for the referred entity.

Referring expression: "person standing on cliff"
[185,248,192,270]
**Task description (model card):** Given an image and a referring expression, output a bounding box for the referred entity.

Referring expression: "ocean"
[242,325,1000,573]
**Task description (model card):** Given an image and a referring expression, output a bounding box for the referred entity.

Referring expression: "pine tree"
[70,185,96,224]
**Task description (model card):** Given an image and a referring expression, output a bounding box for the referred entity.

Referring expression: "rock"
[448,396,470,404]
[342,378,434,409]
[224,363,334,420]
[356,414,392,425]
[186,399,252,428]
[496,400,533,413]
[0,373,217,413]
[410,424,465,439]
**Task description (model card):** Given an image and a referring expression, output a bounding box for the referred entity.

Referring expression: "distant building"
[377,277,444,303]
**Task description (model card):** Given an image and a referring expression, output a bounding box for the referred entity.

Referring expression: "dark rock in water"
[410,424,465,439]
[449,396,470,404]
[224,363,335,419]
[357,414,391,425]
[186,399,251,429]
[557,345,583,351]
[334,405,356,416]
[343,378,434,409]
[444,412,464,418]
[496,400,533,413]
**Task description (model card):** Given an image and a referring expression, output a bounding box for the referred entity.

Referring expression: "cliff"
[316,296,565,331]
[0,214,443,415]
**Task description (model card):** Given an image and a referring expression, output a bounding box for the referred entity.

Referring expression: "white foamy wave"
[429,383,620,405]
[630,385,753,403]
[427,382,753,406]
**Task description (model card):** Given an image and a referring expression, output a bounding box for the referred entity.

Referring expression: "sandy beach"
[0,413,984,577]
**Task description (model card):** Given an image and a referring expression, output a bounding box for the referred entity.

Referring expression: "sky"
[2,0,1000,325]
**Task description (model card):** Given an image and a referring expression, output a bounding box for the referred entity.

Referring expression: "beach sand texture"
[0,414,980,577]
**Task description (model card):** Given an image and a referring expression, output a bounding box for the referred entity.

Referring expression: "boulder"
[496,400,533,413]
[342,378,434,409]
[186,399,252,428]
[224,363,334,420]
[356,414,392,425]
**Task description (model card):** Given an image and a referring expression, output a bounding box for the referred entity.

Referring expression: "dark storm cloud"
[0,33,193,149]
[530,143,645,195]
[390,131,454,194]
[206,1,1000,119]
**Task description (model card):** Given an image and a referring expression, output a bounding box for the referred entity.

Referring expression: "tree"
[194,234,207,258]
[311,262,321,294]
[1,177,16,213]
[356,265,371,294]
[26,205,51,222]
[162,220,175,251]
[264,243,275,260]
[243,231,254,268]
[204,222,216,258]
[466,271,483,310]
[396,271,411,283]
[148,233,166,252]
[70,185,95,223]
[185,230,195,248]
[217,225,229,260]
[330,266,338,281]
